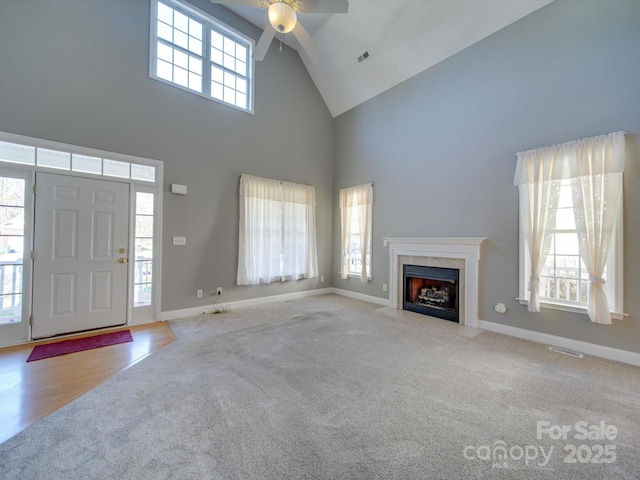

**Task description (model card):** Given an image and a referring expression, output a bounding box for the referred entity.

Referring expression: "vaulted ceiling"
[224,0,553,117]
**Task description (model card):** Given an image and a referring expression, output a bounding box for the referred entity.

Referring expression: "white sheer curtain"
[340,183,373,281]
[569,133,625,324]
[514,150,563,312]
[237,175,318,286]
[515,131,625,322]
[282,180,318,281]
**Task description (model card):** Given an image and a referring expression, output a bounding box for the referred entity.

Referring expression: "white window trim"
[517,189,625,319]
[149,0,255,114]
[0,131,164,338]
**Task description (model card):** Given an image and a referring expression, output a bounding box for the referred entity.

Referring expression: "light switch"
[173,236,186,246]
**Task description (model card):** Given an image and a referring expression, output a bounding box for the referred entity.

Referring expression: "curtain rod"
[516,131,626,157]
[238,173,373,188]
[236,173,320,188]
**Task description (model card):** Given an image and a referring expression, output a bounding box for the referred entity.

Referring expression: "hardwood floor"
[0,321,175,445]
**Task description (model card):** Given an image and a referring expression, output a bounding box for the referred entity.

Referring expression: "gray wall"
[0,0,333,312]
[332,0,640,353]
[1,0,638,355]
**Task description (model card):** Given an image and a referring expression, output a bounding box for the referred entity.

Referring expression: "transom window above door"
[0,141,156,183]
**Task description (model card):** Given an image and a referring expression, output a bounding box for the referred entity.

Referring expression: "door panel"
[92,211,114,259]
[32,173,129,339]
[90,271,112,311]
[54,210,78,259]
[52,273,77,315]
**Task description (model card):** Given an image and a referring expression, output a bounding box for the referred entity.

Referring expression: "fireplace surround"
[383,237,485,327]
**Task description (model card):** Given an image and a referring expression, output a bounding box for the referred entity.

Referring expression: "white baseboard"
[159,287,389,320]
[160,288,334,321]
[329,288,390,306]
[477,319,640,367]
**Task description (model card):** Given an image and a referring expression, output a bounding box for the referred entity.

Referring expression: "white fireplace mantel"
[383,237,486,328]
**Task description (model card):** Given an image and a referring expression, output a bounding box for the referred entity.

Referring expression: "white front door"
[32,173,130,339]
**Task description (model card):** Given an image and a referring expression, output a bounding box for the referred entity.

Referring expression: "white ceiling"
[225,0,553,117]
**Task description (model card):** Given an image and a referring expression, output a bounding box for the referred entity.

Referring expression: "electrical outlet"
[320,276,325,282]
[383,284,388,292]
[383,239,388,247]
[216,287,222,295]
[197,289,203,298]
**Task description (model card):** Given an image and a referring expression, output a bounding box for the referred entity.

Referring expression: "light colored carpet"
[1,294,638,479]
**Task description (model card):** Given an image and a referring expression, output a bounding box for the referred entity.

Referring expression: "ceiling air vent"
[357,51,370,63]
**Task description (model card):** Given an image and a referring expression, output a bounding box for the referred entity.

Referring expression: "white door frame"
[0,131,163,347]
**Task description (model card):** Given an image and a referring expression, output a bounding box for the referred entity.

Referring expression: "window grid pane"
[0,177,25,325]
[72,154,102,174]
[134,192,154,307]
[37,148,70,170]
[154,2,204,93]
[540,231,595,306]
[130,164,156,182]
[103,159,130,178]
[0,142,35,165]
[209,26,250,110]
[211,66,248,109]
[153,1,251,111]
[156,39,203,93]
[346,207,371,276]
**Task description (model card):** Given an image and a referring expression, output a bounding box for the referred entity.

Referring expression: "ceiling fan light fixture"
[268,1,297,34]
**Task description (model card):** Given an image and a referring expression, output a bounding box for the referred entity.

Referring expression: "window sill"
[516,298,627,320]
[341,272,373,280]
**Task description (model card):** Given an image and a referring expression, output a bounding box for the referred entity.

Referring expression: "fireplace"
[403,265,459,322]
[384,237,485,328]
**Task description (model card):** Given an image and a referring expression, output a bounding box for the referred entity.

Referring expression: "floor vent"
[549,346,583,358]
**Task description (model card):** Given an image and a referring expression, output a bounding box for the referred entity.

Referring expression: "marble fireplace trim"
[384,237,485,328]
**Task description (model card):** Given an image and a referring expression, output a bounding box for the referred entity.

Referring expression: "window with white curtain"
[340,183,373,281]
[515,131,625,324]
[237,175,318,285]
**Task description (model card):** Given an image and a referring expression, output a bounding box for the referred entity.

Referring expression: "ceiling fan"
[210,0,349,63]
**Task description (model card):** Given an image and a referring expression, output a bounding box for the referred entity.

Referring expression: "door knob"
[119,258,128,264]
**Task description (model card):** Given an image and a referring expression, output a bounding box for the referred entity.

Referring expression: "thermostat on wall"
[171,184,187,195]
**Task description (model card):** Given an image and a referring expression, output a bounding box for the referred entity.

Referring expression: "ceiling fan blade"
[298,0,349,14]
[292,22,321,64]
[210,0,264,7]
[254,24,277,61]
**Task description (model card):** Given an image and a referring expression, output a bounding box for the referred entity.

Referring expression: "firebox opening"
[403,265,459,322]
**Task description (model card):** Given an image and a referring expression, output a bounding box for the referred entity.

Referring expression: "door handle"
[119,258,128,264]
